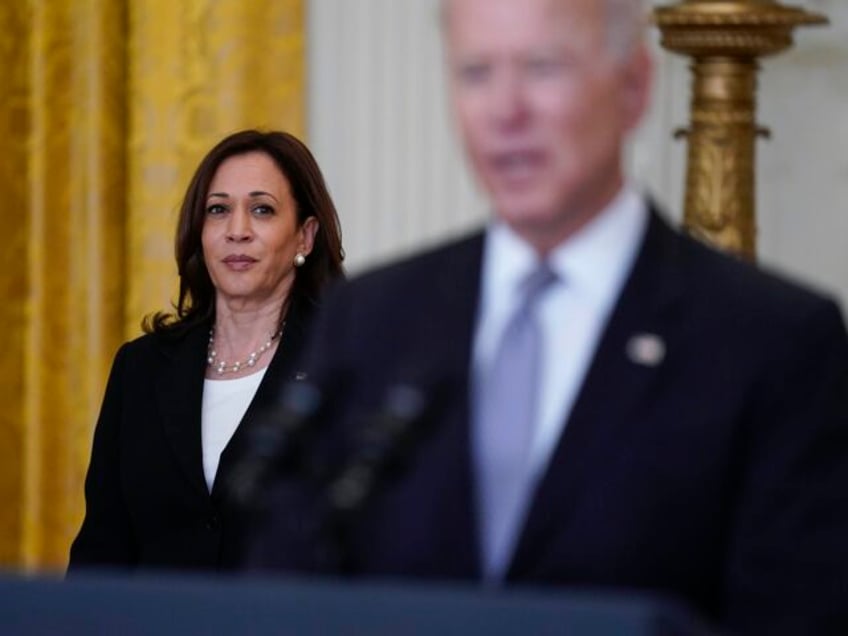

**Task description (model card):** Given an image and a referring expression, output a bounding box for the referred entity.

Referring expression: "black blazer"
[69,298,315,572]
[250,209,848,635]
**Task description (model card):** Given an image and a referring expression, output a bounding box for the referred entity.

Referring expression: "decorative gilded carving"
[654,0,827,259]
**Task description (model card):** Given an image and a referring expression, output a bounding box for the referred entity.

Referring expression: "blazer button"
[206,515,220,531]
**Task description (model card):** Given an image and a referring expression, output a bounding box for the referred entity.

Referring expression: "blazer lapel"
[435,234,486,575]
[155,324,211,499]
[434,233,486,379]
[508,209,689,578]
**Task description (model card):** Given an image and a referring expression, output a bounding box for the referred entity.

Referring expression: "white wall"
[307,0,485,272]
[307,0,848,311]
[756,0,848,305]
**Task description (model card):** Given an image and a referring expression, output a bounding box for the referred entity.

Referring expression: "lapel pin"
[626,333,666,367]
[294,371,308,381]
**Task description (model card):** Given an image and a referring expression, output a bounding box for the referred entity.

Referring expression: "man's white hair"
[439,0,649,61]
[605,0,649,59]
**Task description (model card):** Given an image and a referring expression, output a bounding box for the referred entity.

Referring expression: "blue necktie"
[475,263,558,581]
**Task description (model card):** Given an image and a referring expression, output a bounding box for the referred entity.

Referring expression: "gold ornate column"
[654,0,827,259]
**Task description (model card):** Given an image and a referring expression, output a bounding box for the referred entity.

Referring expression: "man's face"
[445,0,650,251]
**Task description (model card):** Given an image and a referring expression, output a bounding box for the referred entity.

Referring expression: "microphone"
[227,379,328,509]
[327,383,429,514]
[319,378,449,573]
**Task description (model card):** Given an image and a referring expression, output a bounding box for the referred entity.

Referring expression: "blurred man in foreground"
[248,1,848,633]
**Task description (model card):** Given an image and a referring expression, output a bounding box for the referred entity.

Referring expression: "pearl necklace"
[207,324,284,375]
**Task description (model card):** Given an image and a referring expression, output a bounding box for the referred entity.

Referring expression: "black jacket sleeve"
[68,344,138,571]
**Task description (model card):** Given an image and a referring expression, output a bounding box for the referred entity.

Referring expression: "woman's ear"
[299,216,320,256]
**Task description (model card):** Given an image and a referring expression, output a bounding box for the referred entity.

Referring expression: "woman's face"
[201,151,317,311]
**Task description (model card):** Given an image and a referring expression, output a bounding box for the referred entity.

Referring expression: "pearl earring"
[294,252,306,267]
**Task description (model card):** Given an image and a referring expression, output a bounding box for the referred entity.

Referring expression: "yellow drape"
[0,0,305,572]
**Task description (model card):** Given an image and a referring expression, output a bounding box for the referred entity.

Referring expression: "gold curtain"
[0,0,305,572]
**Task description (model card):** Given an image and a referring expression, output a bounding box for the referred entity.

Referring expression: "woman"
[68,130,344,571]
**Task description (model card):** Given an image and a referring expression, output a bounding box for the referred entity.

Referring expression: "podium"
[0,572,717,635]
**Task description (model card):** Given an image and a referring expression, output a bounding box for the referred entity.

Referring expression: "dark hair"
[144,129,344,334]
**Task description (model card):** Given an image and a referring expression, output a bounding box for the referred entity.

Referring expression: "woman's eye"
[252,205,275,216]
[206,204,227,215]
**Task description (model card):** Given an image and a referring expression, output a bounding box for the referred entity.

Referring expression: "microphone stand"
[320,381,445,575]
[227,379,331,511]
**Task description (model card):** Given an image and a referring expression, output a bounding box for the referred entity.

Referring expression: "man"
[248,0,848,633]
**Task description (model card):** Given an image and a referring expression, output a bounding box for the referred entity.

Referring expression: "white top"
[201,367,268,492]
[473,184,649,497]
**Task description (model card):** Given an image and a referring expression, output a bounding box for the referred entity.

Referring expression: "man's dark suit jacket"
[68,299,315,572]
[249,210,848,634]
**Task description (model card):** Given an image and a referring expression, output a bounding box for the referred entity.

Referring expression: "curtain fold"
[0,0,31,568]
